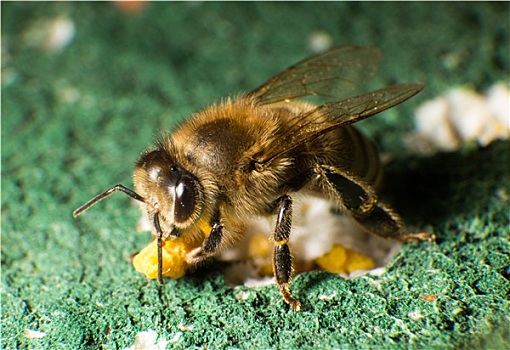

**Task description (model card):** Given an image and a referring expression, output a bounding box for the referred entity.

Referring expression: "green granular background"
[2,2,509,349]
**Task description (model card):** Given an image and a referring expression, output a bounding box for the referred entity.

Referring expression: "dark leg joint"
[273,195,292,243]
[274,244,292,284]
[321,166,375,215]
[202,222,223,254]
[187,219,224,264]
[352,204,402,238]
[153,212,164,285]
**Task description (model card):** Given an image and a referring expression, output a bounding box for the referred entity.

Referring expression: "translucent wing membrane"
[247,46,382,104]
[260,83,425,164]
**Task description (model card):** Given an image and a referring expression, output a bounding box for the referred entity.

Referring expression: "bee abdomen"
[344,126,383,188]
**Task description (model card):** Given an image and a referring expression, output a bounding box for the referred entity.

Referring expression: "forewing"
[247,46,382,104]
[260,83,425,164]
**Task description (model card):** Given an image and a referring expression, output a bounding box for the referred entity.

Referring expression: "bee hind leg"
[316,164,434,242]
[351,200,434,242]
[270,195,301,311]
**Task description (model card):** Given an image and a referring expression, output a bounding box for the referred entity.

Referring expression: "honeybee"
[73,46,434,311]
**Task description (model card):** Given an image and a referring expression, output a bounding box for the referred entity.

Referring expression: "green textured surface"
[2,2,509,349]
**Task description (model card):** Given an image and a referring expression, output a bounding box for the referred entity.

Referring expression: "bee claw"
[280,284,302,311]
[399,232,436,242]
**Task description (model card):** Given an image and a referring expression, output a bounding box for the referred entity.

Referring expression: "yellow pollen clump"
[247,233,274,276]
[314,244,375,274]
[132,236,200,280]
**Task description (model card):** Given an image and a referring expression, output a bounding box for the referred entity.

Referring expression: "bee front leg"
[202,222,224,254]
[270,195,301,311]
[187,214,224,264]
[316,164,434,242]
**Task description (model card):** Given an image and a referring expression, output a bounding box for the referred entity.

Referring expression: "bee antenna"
[72,184,145,218]
[153,212,164,285]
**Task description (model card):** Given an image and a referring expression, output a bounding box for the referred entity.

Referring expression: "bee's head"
[72,147,205,285]
[134,149,204,238]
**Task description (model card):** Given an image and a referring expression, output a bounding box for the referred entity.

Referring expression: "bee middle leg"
[316,164,434,242]
[269,195,301,311]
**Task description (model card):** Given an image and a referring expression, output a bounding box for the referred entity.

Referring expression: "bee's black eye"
[174,176,197,223]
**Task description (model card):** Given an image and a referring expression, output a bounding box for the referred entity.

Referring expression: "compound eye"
[174,176,197,224]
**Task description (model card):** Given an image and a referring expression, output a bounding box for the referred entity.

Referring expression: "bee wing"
[247,46,382,104]
[260,83,425,164]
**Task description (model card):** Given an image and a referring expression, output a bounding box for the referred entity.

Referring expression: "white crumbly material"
[23,329,47,339]
[22,17,75,52]
[221,196,401,286]
[406,83,510,155]
[291,197,400,265]
[307,31,334,53]
[124,330,169,350]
